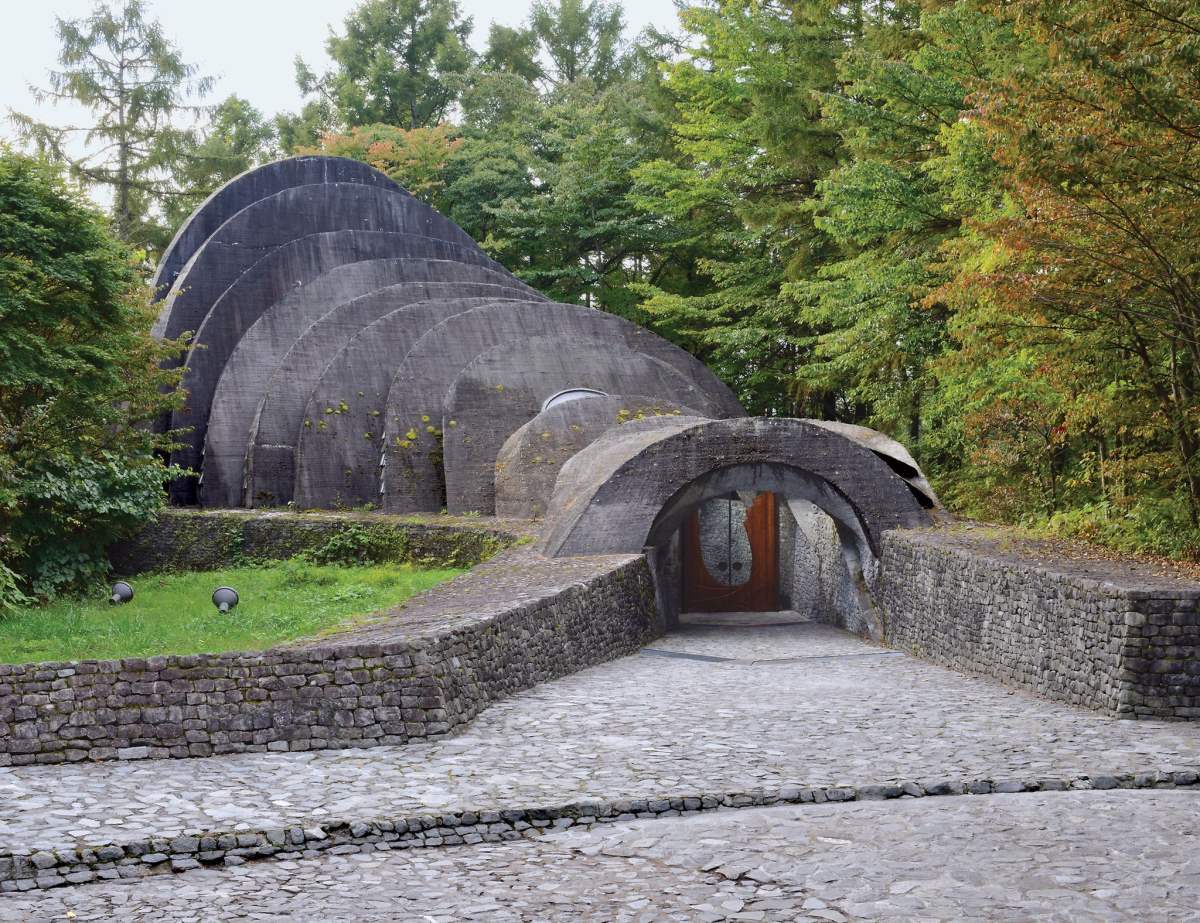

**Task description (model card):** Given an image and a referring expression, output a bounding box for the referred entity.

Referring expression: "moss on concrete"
[110,508,529,575]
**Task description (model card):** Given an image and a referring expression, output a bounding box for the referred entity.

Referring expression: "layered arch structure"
[243,284,531,508]
[154,155,935,540]
[377,302,744,514]
[442,338,723,515]
[152,156,401,298]
[539,417,932,562]
[151,156,743,512]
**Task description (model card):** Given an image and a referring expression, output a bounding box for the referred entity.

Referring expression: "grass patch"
[0,561,464,664]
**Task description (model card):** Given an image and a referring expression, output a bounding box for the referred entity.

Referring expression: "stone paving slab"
[4,789,1199,921]
[2,623,1199,853]
[647,616,885,659]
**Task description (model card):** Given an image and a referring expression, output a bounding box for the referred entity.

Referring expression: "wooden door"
[682,492,778,612]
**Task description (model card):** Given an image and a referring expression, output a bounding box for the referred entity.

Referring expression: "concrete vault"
[152,152,936,628]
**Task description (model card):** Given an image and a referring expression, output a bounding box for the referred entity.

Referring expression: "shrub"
[0,151,186,605]
[302,524,404,566]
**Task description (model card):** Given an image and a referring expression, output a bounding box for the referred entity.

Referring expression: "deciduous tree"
[285,0,473,138]
[299,122,460,204]
[0,152,185,603]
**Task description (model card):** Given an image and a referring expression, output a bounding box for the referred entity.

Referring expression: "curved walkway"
[2,618,1198,855]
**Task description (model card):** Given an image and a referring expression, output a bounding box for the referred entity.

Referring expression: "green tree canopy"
[299,122,461,203]
[0,151,185,606]
[628,0,849,414]
[164,95,278,233]
[529,0,628,87]
[283,0,474,142]
[481,23,544,82]
[942,0,1200,550]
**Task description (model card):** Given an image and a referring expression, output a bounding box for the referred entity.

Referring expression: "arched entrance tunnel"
[539,416,935,638]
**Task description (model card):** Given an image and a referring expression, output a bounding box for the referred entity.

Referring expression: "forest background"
[3,0,1199,601]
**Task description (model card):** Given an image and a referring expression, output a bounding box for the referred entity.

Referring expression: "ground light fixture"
[109,581,134,605]
[212,586,239,614]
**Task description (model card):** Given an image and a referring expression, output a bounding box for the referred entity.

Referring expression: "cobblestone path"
[5,789,1199,921]
[4,617,1200,920]
[2,619,1199,851]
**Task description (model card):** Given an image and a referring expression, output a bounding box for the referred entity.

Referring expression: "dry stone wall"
[0,551,659,766]
[879,527,1200,719]
[108,508,525,574]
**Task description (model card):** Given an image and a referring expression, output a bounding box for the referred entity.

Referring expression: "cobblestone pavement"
[4,789,1199,921]
[3,621,1200,852]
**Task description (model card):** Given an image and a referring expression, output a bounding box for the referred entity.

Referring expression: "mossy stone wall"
[109,509,524,575]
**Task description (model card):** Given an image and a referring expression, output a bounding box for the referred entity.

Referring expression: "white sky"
[1,0,684,140]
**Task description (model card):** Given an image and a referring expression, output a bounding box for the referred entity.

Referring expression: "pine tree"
[9,0,211,247]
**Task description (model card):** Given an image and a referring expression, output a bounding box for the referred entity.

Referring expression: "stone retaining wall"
[0,551,660,765]
[109,508,528,574]
[879,528,1200,718]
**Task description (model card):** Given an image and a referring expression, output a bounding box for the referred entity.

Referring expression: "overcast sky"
[1,0,684,142]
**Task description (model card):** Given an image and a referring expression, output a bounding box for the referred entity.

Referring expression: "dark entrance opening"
[682,491,779,612]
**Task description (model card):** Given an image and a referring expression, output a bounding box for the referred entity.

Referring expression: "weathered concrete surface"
[151,156,401,299]
[380,303,745,513]
[174,241,512,496]
[540,417,930,560]
[495,396,700,519]
[202,268,536,509]
[108,508,527,575]
[784,500,876,635]
[444,337,725,514]
[247,283,548,506]
[161,231,491,503]
[806,419,938,508]
[153,182,497,350]
[292,298,536,509]
[200,260,529,507]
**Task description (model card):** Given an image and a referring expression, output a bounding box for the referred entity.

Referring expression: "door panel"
[682,492,778,612]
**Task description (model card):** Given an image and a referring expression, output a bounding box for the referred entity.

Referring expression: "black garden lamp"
[212,586,239,614]
[109,581,134,605]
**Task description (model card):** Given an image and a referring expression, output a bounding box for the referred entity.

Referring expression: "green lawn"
[0,561,463,664]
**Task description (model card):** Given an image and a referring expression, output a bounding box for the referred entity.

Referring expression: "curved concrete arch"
[200,260,534,508]
[379,303,745,513]
[443,336,725,515]
[539,417,931,562]
[152,181,509,349]
[156,229,434,462]
[293,298,543,509]
[245,280,545,508]
[171,238,508,499]
[153,156,401,298]
[805,420,939,508]
[495,395,702,519]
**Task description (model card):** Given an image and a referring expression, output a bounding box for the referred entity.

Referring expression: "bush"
[0,562,31,613]
[301,524,404,566]
[0,151,186,605]
[1025,500,1200,562]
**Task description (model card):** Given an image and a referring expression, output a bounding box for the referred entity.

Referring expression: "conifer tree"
[9,0,211,247]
